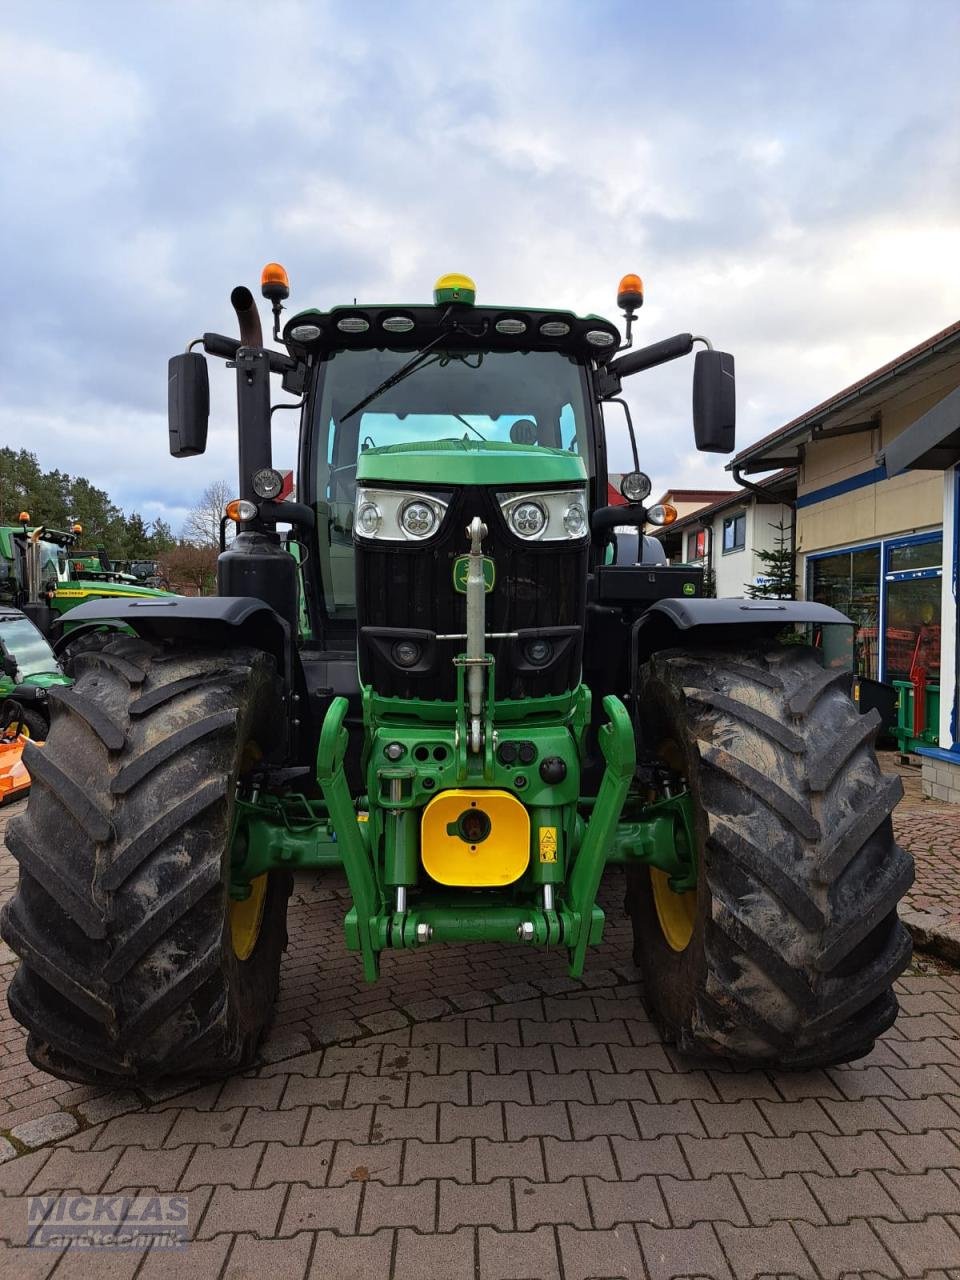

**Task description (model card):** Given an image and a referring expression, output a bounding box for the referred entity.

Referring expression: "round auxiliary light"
[509,501,547,539]
[646,503,678,526]
[585,329,616,348]
[433,272,476,305]
[400,500,439,539]
[524,639,552,666]
[225,499,258,523]
[620,470,652,503]
[495,317,527,335]
[357,501,383,536]
[540,319,571,338]
[384,742,406,761]
[392,640,422,668]
[289,323,322,342]
[337,316,370,333]
[382,315,415,333]
[252,468,284,500]
[562,502,587,538]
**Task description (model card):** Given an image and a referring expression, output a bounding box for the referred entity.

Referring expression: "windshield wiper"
[340,333,448,424]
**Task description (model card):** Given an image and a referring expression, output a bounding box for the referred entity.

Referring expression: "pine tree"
[746,517,797,599]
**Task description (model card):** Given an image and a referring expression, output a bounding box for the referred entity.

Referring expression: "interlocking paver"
[180,1141,263,1191]
[328,1138,403,1185]
[477,1224,561,1279]
[280,1181,361,1234]
[359,1179,436,1232]
[393,1226,475,1279]
[223,1230,313,1280]
[637,1221,732,1280]
[875,1213,960,1274]
[476,1137,545,1183]
[306,1228,394,1279]
[716,1220,817,1279]
[560,1223,646,1279]
[881,1169,960,1221]
[795,1219,901,1278]
[438,1176,513,1230]
[803,1170,904,1223]
[255,1140,333,1188]
[197,1183,287,1238]
[679,1134,763,1178]
[402,1138,473,1184]
[882,1128,960,1171]
[732,1171,826,1225]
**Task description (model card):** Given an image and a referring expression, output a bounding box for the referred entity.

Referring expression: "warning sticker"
[538,826,558,863]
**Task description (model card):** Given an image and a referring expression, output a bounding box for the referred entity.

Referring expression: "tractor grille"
[356,485,587,701]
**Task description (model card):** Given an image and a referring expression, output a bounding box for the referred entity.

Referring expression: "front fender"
[633,597,851,663]
[61,596,292,677]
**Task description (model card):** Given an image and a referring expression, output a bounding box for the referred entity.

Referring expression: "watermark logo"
[28,1195,189,1250]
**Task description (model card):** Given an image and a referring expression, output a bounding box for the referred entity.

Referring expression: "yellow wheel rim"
[4,721,28,739]
[650,867,696,952]
[230,873,267,960]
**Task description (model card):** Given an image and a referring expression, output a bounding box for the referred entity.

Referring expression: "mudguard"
[60,596,292,676]
[632,596,851,663]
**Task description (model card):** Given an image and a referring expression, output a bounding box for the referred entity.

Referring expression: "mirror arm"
[605,397,640,472]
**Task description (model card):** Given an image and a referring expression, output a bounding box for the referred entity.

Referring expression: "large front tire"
[627,644,914,1069]
[0,637,292,1084]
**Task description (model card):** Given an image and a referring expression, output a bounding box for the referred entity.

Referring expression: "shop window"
[722,512,745,553]
[809,546,880,679]
[884,535,942,688]
[686,529,707,560]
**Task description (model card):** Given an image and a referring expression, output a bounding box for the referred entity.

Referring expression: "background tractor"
[0,266,913,1084]
[0,518,175,658]
[0,607,71,740]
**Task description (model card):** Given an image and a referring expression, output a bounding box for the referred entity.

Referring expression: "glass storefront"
[808,534,942,687]
[809,545,881,678]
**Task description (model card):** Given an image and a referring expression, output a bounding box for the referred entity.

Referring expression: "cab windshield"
[310,347,591,616]
[0,617,58,678]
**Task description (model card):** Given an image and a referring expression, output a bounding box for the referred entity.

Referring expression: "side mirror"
[693,350,735,453]
[168,352,210,458]
[2,654,18,679]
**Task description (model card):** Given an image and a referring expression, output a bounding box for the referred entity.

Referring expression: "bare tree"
[159,543,218,596]
[181,480,232,548]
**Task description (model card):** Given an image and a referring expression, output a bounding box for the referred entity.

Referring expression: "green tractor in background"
[0,607,71,740]
[0,518,175,657]
[0,266,913,1084]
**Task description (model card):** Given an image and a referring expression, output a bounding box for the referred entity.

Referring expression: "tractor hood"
[356,438,587,488]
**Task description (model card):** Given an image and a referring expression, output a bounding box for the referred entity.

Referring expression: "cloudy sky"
[3,0,959,532]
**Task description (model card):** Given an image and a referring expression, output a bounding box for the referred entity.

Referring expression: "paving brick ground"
[1,773,960,1277]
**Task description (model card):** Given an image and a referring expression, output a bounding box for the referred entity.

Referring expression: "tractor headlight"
[509,501,547,539]
[357,501,383,537]
[399,499,439,539]
[354,487,449,541]
[497,489,588,542]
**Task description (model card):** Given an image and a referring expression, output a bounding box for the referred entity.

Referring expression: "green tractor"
[0,519,175,656]
[0,607,71,740]
[0,266,913,1084]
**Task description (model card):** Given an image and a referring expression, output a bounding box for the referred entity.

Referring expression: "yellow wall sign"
[538,826,558,863]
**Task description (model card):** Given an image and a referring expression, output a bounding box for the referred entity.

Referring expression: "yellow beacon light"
[434,272,476,306]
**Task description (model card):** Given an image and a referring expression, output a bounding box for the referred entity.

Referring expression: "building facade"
[659,473,796,599]
[728,320,960,797]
